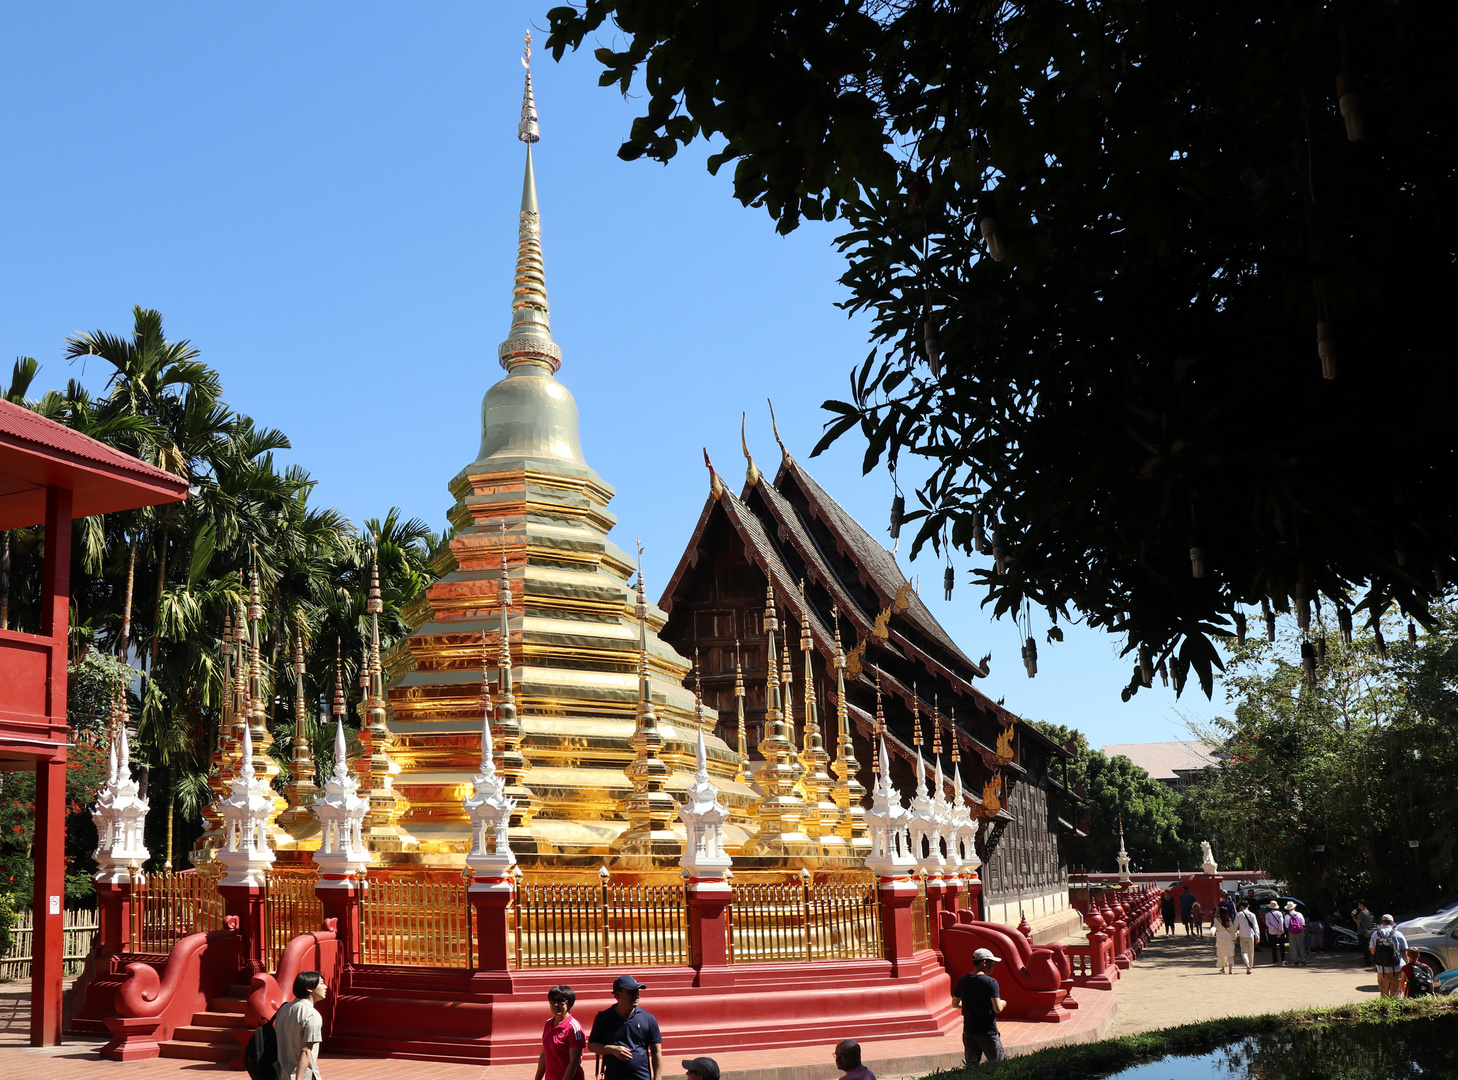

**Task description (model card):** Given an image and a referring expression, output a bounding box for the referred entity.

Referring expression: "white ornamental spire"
[312,650,371,886]
[466,631,517,887]
[678,667,731,881]
[864,734,916,879]
[92,692,150,886]
[217,710,277,886]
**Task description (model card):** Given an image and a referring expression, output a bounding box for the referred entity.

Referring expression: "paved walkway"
[1108,930,1378,1036]
[0,935,1379,1080]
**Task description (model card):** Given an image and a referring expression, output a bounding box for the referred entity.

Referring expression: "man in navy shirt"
[951,948,1006,1066]
[588,975,662,1080]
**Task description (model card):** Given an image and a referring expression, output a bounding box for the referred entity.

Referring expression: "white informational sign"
[49,895,60,915]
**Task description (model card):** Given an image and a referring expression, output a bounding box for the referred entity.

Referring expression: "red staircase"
[157,981,252,1062]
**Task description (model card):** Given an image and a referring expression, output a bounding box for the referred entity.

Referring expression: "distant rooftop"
[1102,739,1222,783]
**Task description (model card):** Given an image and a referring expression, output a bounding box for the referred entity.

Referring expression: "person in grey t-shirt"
[275,970,328,1080]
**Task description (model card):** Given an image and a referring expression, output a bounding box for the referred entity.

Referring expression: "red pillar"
[924,877,946,951]
[878,877,922,977]
[469,883,513,972]
[687,880,734,987]
[944,876,963,915]
[95,881,134,956]
[30,755,66,1046]
[219,884,267,974]
[31,486,71,1046]
[315,880,363,966]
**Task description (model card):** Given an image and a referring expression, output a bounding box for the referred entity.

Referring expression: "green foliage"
[0,889,16,955]
[3,307,434,870]
[547,2,1458,700]
[1028,720,1190,873]
[1194,604,1458,914]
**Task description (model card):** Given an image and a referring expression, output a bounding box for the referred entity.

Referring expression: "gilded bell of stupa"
[381,34,756,867]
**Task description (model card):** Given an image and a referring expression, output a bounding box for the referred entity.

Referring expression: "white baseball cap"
[972,948,1000,963]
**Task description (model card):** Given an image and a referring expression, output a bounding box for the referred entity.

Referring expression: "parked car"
[1437,968,1458,996]
[1402,913,1458,976]
[1397,896,1458,938]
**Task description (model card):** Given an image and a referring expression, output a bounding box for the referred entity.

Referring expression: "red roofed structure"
[0,397,188,1045]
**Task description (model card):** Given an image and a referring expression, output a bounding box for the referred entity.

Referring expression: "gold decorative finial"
[704,447,724,500]
[733,639,748,782]
[741,413,760,487]
[498,29,559,373]
[872,667,885,776]
[911,680,922,747]
[519,31,539,144]
[768,398,791,464]
[931,691,943,756]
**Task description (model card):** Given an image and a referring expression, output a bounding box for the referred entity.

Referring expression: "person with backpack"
[274,970,328,1080]
[1284,902,1308,966]
[1402,948,1436,998]
[1369,914,1409,997]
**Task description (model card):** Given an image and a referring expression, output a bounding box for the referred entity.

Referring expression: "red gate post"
[219,883,267,975]
[469,877,513,972]
[315,878,364,966]
[877,876,923,976]
[924,874,947,952]
[95,880,134,956]
[687,878,734,987]
[30,755,66,1045]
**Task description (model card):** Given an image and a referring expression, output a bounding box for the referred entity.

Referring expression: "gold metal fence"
[513,878,688,968]
[130,867,225,955]
[264,866,323,971]
[910,876,930,953]
[728,874,881,963]
[359,871,473,967]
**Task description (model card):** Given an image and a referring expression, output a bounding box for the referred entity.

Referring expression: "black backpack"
[1408,962,1436,997]
[1372,931,1401,968]
[244,1011,278,1080]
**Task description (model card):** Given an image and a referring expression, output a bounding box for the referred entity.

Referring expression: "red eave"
[0,398,189,528]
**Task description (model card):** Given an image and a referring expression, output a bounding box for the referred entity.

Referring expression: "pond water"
[1103,1014,1458,1079]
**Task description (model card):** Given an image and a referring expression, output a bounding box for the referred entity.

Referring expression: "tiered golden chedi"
[380,54,756,866]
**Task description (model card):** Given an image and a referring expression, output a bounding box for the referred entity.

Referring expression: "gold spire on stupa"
[733,640,749,784]
[358,546,415,852]
[279,611,320,833]
[612,546,682,860]
[795,584,841,848]
[744,582,814,857]
[829,607,870,851]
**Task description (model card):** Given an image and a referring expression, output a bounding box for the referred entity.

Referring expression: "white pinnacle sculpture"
[311,714,370,885]
[92,713,150,885]
[948,761,981,877]
[1200,839,1218,876]
[909,751,946,877]
[864,735,917,878]
[1117,824,1132,882]
[678,720,732,881]
[217,716,277,887]
[464,700,517,888]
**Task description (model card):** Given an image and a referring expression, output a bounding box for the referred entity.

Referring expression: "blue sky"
[0,2,1216,748]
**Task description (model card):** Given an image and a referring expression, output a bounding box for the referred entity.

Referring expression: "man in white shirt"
[1369,914,1410,998]
[275,970,328,1080]
[1263,901,1289,966]
[1234,900,1261,974]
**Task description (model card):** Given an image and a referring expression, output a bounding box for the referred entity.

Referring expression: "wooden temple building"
[660,439,1084,941]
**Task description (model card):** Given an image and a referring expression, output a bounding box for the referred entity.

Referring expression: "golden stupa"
[379,42,759,867]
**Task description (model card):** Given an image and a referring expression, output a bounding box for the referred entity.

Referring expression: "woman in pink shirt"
[536,985,585,1080]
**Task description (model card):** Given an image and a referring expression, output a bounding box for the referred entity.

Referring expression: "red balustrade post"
[878,876,922,977]
[315,877,363,967]
[218,883,267,975]
[924,876,947,952]
[468,879,513,973]
[687,879,734,987]
[95,881,134,956]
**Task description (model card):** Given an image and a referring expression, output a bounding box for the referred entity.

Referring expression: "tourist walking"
[1179,886,1196,936]
[1161,891,1177,937]
[1264,901,1289,966]
[833,1040,876,1080]
[274,971,328,1080]
[588,975,663,1080]
[1353,901,1376,968]
[1369,915,1409,998]
[1214,911,1238,974]
[1190,900,1205,938]
[537,985,585,1080]
[951,947,1007,1066]
[1234,900,1260,974]
[1285,903,1308,966]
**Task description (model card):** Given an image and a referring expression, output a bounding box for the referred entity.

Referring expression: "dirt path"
[1106,928,1380,1037]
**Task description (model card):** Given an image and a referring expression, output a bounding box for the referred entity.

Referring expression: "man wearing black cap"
[588,975,662,1080]
[951,948,1006,1066]
[682,1056,720,1080]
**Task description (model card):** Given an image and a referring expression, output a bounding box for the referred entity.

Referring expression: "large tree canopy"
[547,1,1458,697]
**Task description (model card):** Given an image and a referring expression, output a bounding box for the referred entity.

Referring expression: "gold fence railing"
[728,874,882,963]
[264,866,323,971]
[359,871,473,968]
[130,867,225,955]
[910,876,930,953]
[513,878,688,968]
